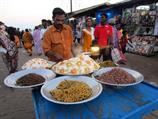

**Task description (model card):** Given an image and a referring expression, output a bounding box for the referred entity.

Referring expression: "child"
[72,43,83,57]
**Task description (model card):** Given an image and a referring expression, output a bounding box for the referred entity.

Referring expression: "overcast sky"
[0,0,125,30]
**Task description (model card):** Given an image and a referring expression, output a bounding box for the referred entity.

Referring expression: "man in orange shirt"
[42,7,73,62]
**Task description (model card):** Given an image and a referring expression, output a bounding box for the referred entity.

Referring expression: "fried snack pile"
[52,54,100,75]
[96,68,136,84]
[50,80,92,102]
[16,73,45,86]
[22,58,52,69]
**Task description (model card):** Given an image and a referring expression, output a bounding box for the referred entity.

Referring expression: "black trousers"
[100,48,112,61]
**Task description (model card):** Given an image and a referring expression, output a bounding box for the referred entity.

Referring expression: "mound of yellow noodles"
[50,80,92,102]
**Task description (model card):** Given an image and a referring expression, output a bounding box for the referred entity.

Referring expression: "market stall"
[3,56,158,119]
[32,81,158,119]
[123,3,158,56]
[126,35,157,56]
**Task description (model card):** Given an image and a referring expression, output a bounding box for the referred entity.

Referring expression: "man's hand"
[54,53,63,62]
[46,51,63,62]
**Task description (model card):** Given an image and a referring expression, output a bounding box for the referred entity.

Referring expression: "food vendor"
[42,7,73,62]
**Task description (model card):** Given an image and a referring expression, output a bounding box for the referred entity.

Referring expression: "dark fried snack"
[16,73,45,86]
[96,68,136,84]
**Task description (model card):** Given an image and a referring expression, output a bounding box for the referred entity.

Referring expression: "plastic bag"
[111,48,127,64]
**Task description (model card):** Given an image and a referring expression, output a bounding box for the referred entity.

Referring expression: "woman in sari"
[7,27,20,48]
[33,26,43,55]
[81,17,94,52]
[120,30,128,54]
[22,29,33,56]
[0,22,18,74]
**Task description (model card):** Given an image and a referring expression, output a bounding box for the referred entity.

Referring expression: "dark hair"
[122,29,127,36]
[0,21,4,25]
[42,19,47,23]
[52,7,65,18]
[25,29,29,32]
[35,26,38,29]
[7,27,16,41]
[86,17,92,23]
[146,27,150,31]
[47,20,52,25]
[101,13,108,18]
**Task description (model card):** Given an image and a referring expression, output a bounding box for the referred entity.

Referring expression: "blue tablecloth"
[32,82,158,119]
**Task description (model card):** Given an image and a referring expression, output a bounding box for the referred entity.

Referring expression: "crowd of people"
[0,7,128,74]
[0,19,51,73]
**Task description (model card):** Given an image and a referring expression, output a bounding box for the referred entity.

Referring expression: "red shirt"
[106,24,113,38]
[94,24,113,48]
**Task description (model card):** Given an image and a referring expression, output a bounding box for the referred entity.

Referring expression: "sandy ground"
[0,48,158,119]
